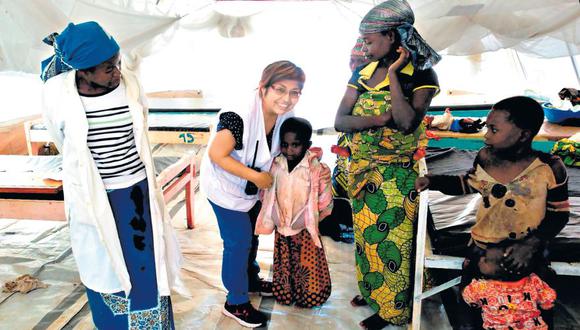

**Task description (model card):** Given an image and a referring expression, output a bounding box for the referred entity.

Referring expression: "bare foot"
[351,295,368,307]
[359,313,391,330]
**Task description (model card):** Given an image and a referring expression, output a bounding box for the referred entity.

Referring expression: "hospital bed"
[425,105,578,153]
[24,106,218,154]
[0,156,64,221]
[0,152,198,228]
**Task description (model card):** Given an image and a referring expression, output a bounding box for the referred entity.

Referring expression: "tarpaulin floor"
[0,189,450,329]
[1,142,580,329]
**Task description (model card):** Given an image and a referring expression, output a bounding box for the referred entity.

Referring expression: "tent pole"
[566,43,580,86]
[513,49,528,81]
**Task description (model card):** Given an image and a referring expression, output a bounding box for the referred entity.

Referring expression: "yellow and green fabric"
[346,61,437,325]
[331,133,351,198]
[551,138,579,168]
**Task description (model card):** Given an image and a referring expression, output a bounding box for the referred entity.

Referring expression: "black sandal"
[350,295,368,307]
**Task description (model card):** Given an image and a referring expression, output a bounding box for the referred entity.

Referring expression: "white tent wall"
[414,0,580,57]
[433,51,580,105]
[0,0,182,73]
[0,0,579,127]
[1,0,578,73]
[139,1,363,129]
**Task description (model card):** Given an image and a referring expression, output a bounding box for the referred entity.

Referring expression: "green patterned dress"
[345,61,437,325]
[349,90,426,324]
[332,133,351,198]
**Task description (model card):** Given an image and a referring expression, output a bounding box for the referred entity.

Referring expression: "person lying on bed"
[424,108,485,133]
[415,96,569,326]
[461,245,557,330]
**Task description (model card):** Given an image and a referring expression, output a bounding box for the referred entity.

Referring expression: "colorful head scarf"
[40,21,119,82]
[352,0,441,71]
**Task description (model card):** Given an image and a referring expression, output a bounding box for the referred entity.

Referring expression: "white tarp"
[414,0,580,57]
[0,0,579,127]
[0,0,180,72]
[1,0,579,73]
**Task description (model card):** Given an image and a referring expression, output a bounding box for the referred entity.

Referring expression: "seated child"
[256,117,333,308]
[462,246,556,330]
[415,96,570,275]
[416,96,568,328]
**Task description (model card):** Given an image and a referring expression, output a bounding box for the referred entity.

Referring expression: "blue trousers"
[209,199,261,305]
[86,178,174,329]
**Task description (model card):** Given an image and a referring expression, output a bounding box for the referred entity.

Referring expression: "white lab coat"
[41,69,181,296]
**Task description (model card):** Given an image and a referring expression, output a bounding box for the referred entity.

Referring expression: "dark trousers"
[86,178,174,329]
[209,200,262,304]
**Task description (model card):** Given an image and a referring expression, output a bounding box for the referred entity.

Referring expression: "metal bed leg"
[412,159,429,330]
[420,276,461,300]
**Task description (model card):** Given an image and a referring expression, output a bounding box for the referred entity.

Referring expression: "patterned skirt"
[272,229,332,308]
[350,161,420,325]
[85,178,174,329]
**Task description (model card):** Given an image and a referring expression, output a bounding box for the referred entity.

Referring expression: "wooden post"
[185,160,195,229]
[157,153,197,229]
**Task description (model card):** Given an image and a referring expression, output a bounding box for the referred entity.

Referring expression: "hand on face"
[388,47,410,73]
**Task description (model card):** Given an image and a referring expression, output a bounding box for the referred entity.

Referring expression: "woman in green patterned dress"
[334,1,441,328]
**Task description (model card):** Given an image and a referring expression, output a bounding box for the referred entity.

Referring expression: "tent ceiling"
[0,0,578,73]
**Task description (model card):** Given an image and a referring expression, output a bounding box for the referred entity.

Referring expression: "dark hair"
[280,117,312,143]
[259,60,305,90]
[492,96,544,136]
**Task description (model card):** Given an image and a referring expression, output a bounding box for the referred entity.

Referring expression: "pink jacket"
[256,149,333,247]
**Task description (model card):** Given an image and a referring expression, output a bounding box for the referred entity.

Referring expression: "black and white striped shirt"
[80,81,146,190]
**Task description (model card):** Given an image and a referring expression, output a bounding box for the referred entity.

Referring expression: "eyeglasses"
[270,85,302,99]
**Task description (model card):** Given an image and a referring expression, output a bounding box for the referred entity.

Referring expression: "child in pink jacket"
[256,117,333,308]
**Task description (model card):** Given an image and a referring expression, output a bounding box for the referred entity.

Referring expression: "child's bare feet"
[350,295,368,307]
[359,313,390,330]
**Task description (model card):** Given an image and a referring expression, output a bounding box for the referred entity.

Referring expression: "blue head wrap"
[40,21,120,82]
